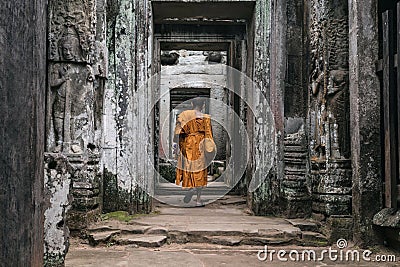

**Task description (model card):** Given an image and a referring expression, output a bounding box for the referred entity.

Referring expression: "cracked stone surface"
[66,197,399,266]
[66,242,400,267]
[82,197,328,248]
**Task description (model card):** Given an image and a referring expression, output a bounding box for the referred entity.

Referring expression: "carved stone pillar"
[282,131,312,218]
[47,0,98,154]
[44,0,107,265]
[44,154,73,266]
[307,0,352,239]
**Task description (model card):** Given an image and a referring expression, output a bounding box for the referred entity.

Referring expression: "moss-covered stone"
[101,211,136,222]
[101,210,158,223]
[103,169,131,212]
[44,253,65,267]
[158,163,176,183]
[325,215,353,243]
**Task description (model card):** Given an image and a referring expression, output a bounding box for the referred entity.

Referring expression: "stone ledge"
[115,235,167,247]
[373,208,400,228]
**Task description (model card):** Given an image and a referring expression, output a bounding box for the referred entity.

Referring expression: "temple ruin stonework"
[1,0,398,265]
[41,0,393,262]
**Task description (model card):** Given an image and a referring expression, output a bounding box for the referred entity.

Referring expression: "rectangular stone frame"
[153,36,245,188]
[105,0,274,214]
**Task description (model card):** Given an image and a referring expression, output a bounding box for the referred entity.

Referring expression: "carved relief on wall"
[308,11,327,161]
[47,12,95,153]
[46,0,107,154]
[308,0,350,161]
[326,52,349,159]
[49,0,96,63]
[49,57,95,153]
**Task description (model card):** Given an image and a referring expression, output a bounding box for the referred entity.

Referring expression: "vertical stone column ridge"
[103,0,153,213]
[348,0,382,246]
[249,0,277,215]
[0,0,47,265]
[304,0,353,239]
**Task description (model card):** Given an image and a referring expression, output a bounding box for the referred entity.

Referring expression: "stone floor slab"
[66,244,400,267]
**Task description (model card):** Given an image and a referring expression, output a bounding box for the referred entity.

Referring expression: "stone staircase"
[154,181,233,207]
[86,196,328,249]
[155,181,231,196]
[87,223,168,247]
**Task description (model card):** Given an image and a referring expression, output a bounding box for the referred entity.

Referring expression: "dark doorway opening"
[152,1,255,206]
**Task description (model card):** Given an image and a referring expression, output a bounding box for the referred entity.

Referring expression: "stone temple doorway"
[151,1,255,207]
[155,48,233,205]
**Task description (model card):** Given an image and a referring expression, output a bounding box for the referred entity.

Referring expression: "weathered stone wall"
[103,0,153,213]
[305,0,352,227]
[349,0,382,246]
[0,0,47,265]
[44,155,73,266]
[255,0,312,218]
[46,0,107,153]
[248,0,277,215]
[307,0,351,160]
[44,0,107,264]
[274,0,311,218]
[285,0,307,118]
[44,154,102,265]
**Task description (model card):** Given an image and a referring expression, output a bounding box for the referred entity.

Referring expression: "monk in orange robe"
[174,98,214,206]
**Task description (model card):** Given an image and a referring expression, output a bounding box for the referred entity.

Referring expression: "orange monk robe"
[174,110,213,188]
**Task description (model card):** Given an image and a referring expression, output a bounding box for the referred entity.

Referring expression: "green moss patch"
[101,211,157,223]
[101,211,136,222]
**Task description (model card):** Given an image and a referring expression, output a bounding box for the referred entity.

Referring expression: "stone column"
[348,0,382,246]
[44,155,73,266]
[305,0,353,242]
[0,0,47,265]
[103,0,153,213]
[249,0,277,215]
[44,1,107,264]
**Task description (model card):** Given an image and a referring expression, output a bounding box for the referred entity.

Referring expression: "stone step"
[86,197,328,249]
[202,236,294,246]
[88,231,328,250]
[219,197,247,206]
[155,189,231,196]
[155,183,231,196]
[114,234,167,247]
[87,225,328,248]
[88,230,328,248]
[88,230,120,246]
[285,219,320,232]
[88,222,151,234]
